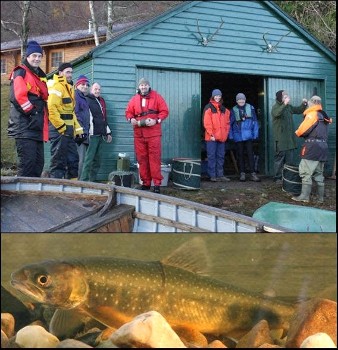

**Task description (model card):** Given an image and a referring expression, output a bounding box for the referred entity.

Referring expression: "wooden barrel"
[172,158,201,190]
[282,164,301,195]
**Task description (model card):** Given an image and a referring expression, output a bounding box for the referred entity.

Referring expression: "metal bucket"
[172,158,201,190]
[117,153,130,171]
[282,164,301,195]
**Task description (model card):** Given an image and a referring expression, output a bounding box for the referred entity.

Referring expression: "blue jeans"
[206,141,225,178]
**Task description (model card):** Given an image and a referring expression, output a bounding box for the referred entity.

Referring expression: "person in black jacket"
[80,83,112,181]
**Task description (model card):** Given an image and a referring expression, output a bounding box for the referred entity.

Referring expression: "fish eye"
[36,274,52,287]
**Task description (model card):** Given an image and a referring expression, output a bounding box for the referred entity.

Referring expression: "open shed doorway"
[201,72,266,177]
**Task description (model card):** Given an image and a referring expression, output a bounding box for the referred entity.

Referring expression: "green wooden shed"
[48,0,336,181]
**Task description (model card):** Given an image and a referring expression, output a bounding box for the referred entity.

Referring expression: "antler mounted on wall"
[262,31,291,53]
[195,17,224,46]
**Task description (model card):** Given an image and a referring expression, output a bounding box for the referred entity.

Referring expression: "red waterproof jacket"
[203,100,230,142]
[125,90,169,138]
[8,63,49,141]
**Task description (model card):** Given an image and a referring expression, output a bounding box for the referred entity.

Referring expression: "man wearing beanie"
[7,40,49,177]
[47,62,84,179]
[202,89,231,182]
[229,93,260,182]
[74,75,90,178]
[271,90,307,184]
[125,77,169,193]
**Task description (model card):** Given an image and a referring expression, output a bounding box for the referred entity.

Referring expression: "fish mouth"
[10,279,45,303]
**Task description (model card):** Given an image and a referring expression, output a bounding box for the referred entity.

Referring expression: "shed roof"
[71,0,335,65]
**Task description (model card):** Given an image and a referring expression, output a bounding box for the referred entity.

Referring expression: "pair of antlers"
[263,31,291,52]
[196,17,224,46]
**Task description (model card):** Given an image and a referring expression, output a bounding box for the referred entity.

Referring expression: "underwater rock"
[286,298,337,348]
[236,319,273,348]
[15,325,59,348]
[1,313,15,338]
[109,310,186,348]
[300,332,336,348]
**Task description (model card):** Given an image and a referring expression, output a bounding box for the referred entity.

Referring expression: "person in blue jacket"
[74,75,90,178]
[229,93,260,182]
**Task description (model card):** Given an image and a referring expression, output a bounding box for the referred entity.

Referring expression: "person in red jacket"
[125,78,169,193]
[203,89,230,182]
[7,40,49,177]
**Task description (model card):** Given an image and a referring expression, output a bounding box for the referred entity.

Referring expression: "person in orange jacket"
[7,40,49,177]
[125,78,169,193]
[203,89,231,182]
[292,95,332,203]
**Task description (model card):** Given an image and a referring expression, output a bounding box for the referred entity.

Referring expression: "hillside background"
[1,1,336,52]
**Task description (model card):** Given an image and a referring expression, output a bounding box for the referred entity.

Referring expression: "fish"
[10,238,296,339]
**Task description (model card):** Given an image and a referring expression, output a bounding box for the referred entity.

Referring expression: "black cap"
[58,62,72,72]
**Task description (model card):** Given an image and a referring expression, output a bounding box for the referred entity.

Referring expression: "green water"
[1,233,336,302]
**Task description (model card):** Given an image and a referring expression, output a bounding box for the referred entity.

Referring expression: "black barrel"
[172,158,201,190]
[282,164,301,195]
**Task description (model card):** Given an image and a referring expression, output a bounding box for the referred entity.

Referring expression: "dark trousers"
[236,140,255,173]
[15,138,44,177]
[273,149,296,181]
[206,141,225,178]
[49,134,79,179]
[80,135,104,181]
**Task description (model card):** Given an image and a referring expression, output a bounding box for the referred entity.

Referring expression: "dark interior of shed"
[200,72,265,176]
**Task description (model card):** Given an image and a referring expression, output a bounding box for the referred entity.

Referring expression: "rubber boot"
[292,184,312,203]
[317,183,325,204]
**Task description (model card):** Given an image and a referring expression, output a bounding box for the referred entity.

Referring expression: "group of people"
[202,87,331,204]
[8,40,112,183]
[8,40,331,201]
[271,90,331,203]
[202,89,260,183]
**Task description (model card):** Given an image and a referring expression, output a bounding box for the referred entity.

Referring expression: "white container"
[138,163,171,187]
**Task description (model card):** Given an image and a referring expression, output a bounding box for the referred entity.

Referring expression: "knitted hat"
[236,93,246,101]
[26,40,43,57]
[276,90,288,103]
[309,95,321,104]
[75,75,90,87]
[211,89,222,97]
[58,62,73,72]
[138,78,150,86]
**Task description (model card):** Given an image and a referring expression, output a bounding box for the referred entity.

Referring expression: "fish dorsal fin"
[161,237,211,275]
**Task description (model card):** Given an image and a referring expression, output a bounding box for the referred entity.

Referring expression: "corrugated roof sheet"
[1,22,138,51]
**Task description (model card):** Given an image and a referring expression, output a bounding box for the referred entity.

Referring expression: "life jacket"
[232,104,252,122]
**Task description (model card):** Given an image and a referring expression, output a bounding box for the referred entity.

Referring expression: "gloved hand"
[74,133,87,145]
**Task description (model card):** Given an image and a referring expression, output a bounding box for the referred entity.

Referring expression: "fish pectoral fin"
[49,308,89,339]
[161,237,211,275]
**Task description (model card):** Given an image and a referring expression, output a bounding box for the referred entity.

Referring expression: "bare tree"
[89,0,99,46]
[106,1,114,40]
[1,1,31,58]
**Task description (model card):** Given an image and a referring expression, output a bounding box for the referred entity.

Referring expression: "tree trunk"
[21,1,31,58]
[89,1,99,46]
[106,1,114,41]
